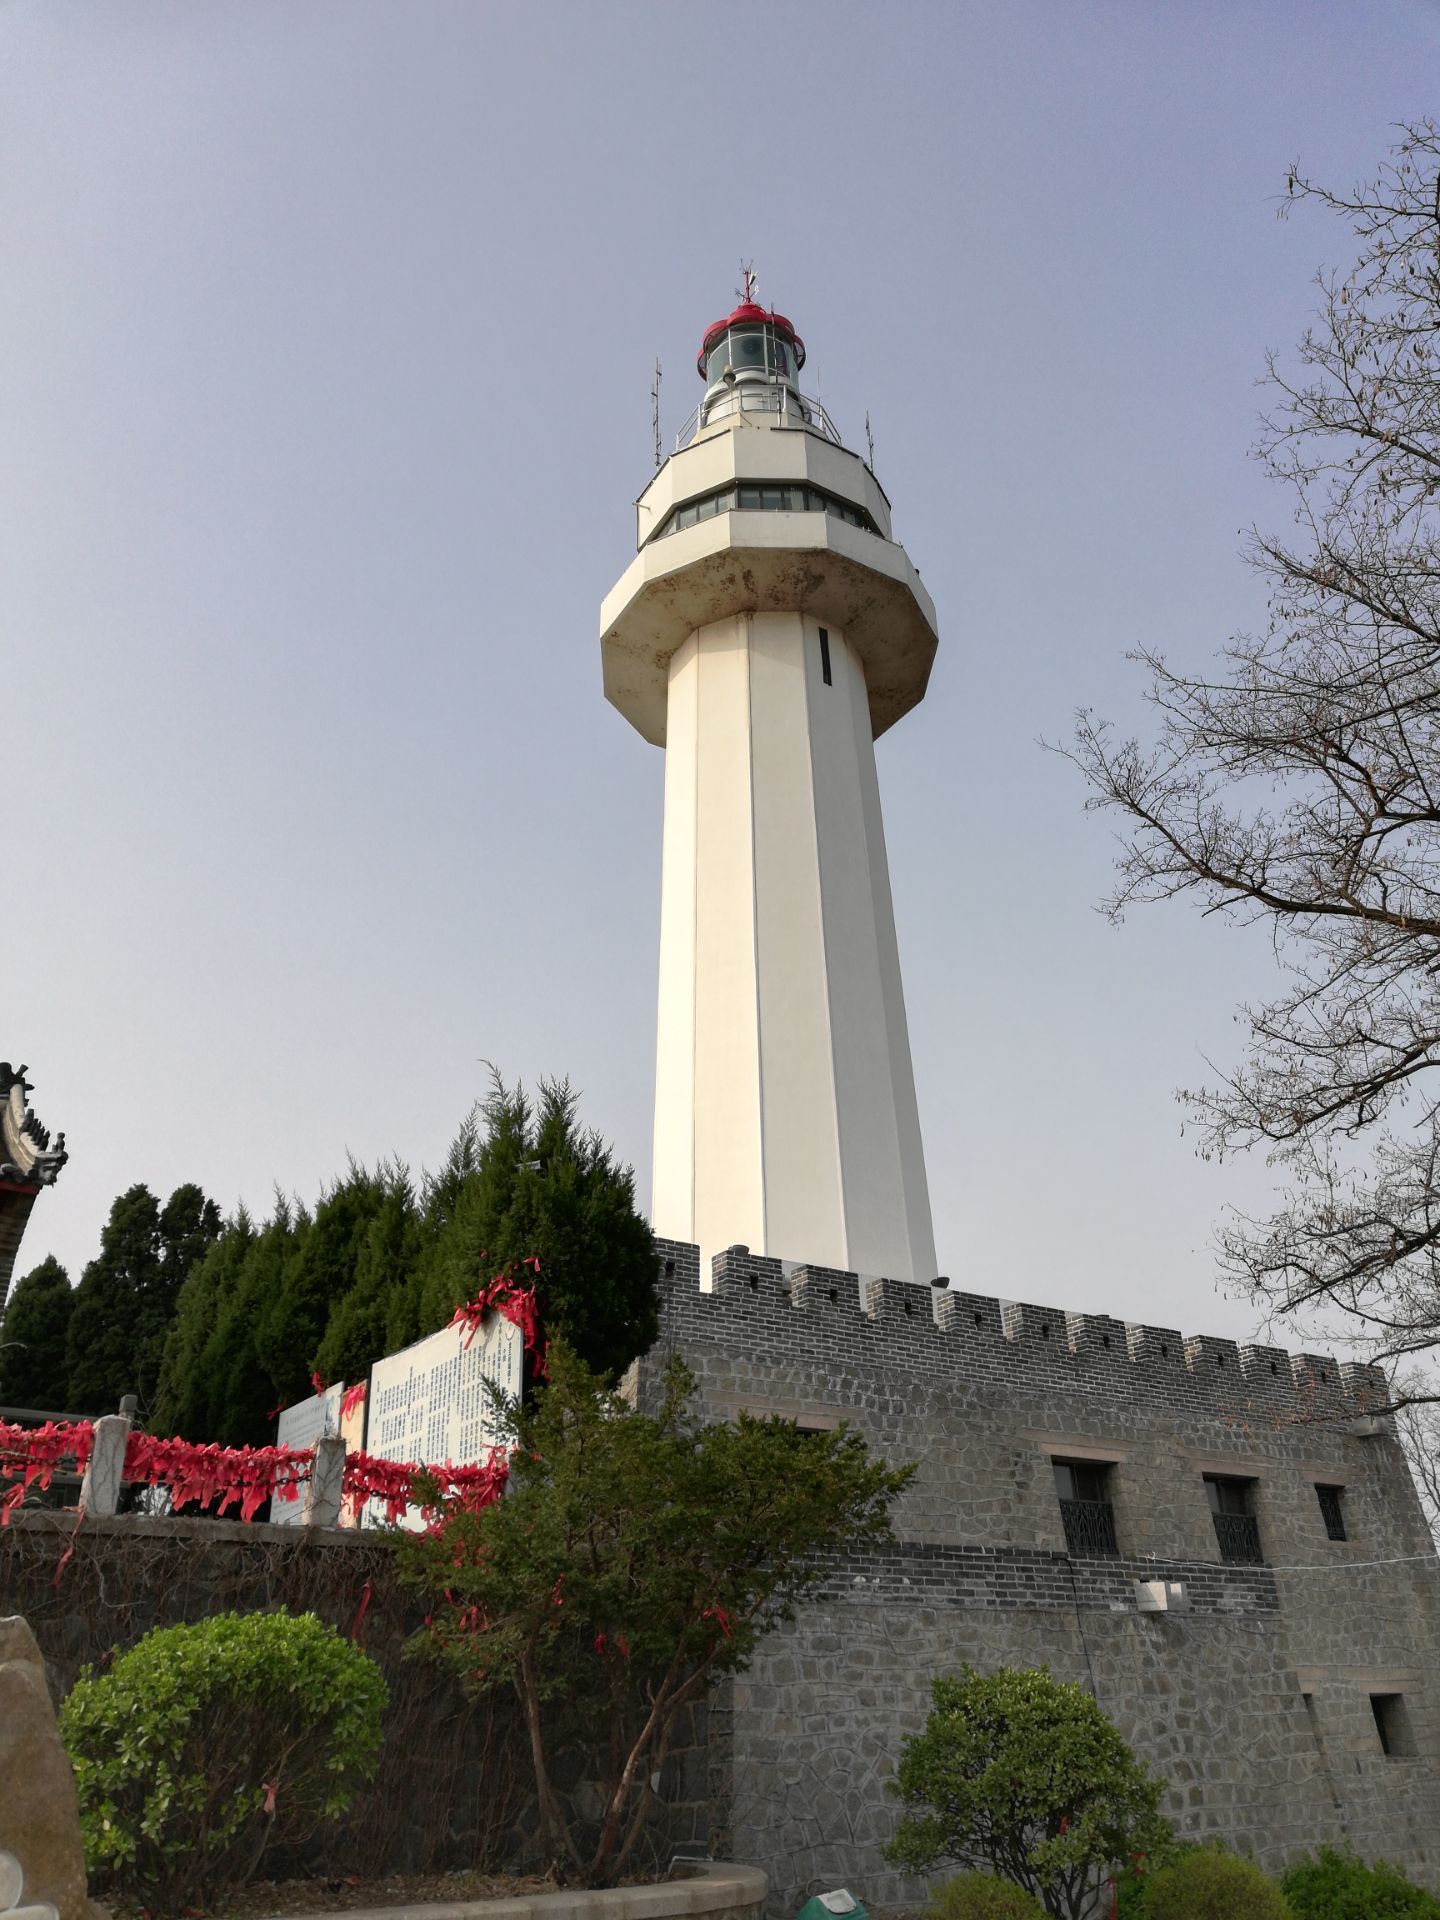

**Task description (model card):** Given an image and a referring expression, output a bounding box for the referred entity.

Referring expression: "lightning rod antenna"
[651,358,663,469]
[865,410,875,469]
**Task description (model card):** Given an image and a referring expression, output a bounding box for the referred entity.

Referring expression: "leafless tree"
[1065,124,1440,1406]
[1396,1394,1440,1543]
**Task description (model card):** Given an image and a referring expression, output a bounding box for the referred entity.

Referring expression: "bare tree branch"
[1058,125,1440,1477]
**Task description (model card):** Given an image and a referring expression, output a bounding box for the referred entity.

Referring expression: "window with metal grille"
[1316,1483,1347,1541]
[1204,1475,1263,1564]
[1053,1458,1119,1557]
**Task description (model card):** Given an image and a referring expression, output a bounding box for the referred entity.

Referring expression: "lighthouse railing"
[673,385,844,452]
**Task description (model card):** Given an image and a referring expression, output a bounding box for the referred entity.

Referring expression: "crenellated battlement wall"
[651,1236,1388,1425]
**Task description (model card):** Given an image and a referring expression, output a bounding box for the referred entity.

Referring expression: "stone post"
[304,1434,345,1529]
[78,1412,131,1518]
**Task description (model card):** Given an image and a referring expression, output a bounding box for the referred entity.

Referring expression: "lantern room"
[696,299,809,432]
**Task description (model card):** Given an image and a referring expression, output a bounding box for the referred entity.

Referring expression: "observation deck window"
[652,482,877,543]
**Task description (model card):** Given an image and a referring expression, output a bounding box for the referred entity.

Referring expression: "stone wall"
[0,1509,712,1881]
[644,1239,1440,1914]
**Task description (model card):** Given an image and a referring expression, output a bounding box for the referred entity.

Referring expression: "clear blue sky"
[5,0,1436,1348]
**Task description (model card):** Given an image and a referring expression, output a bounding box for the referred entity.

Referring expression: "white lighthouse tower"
[601,288,939,1283]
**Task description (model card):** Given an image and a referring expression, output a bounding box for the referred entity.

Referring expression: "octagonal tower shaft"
[601,300,938,1282]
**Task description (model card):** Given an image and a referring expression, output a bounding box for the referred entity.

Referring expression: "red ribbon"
[703,1605,734,1640]
[351,1579,374,1641]
[0,1421,95,1525]
[448,1263,547,1378]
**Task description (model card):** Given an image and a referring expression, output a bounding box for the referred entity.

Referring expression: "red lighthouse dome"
[697,300,806,379]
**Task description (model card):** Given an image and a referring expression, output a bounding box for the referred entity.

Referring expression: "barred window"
[1053,1458,1119,1557]
[1204,1475,1264,1565]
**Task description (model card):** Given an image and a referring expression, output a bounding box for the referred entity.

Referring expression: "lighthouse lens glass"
[730,329,767,371]
[706,328,795,384]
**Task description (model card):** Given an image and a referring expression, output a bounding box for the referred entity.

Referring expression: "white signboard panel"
[272,1383,344,1526]
[366,1312,522,1531]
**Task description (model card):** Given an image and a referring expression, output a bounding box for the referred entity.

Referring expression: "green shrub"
[60,1610,386,1919]
[927,1873,1048,1919]
[1114,1839,1197,1916]
[885,1665,1173,1920]
[1142,1847,1292,1920]
[1282,1845,1440,1919]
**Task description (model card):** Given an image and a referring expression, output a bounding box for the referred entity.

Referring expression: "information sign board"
[272,1382,344,1526]
[365,1311,521,1531]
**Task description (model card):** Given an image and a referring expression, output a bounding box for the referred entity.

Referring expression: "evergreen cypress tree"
[152,1211,255,1440]
[415,1076,657,1381]
[148,1080,658,1442]
[213,1207,300,1447]
[66,1186,163,1413]
[313,1167,422,1387]
[66,1183,222,1417]
[143,1184,222,1408]
[0,1256,75,1410]
[255,1167,389,1408]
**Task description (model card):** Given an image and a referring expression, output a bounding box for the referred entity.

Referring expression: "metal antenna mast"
[651,358,663,469]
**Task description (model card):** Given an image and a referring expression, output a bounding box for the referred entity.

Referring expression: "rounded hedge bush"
[60,1610,387,1919]
[927,1873,1048,1920]
[1142,1847,1292,1919]
[1282,1845,1440,1919]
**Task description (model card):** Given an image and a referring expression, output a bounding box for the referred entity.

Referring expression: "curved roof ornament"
[0,1064,67,1187]
[0,1062,68,1313]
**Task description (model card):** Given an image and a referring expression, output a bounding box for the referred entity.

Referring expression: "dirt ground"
[209,1869,563,1917]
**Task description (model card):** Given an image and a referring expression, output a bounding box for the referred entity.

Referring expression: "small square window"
[1371,1694,1416,1757]
[1316,1484,1347,1541]
[1053,1459,1109,1504]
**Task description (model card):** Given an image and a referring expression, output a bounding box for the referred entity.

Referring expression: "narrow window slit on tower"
[1316,1484,1347,1540]
[1371,1694,1416,1757]
[818,627,832,686]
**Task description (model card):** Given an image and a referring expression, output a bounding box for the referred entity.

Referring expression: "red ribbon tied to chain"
[0,1421,95,1526]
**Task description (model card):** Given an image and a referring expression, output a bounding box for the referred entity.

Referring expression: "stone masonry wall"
[643,1239,1440,1915]
[0,1509,713,1882]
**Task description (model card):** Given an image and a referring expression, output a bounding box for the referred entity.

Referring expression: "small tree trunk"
[517,1653,582,1874]
[587,1664,680,1883]
[610,1709,681,1883]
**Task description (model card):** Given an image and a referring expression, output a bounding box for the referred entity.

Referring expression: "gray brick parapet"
[655,1237,1390,1424]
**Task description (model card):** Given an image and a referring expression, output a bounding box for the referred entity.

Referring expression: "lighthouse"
[601,289,939,1284]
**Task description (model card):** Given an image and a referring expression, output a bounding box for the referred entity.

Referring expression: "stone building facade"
[640,1238,1440,1912]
